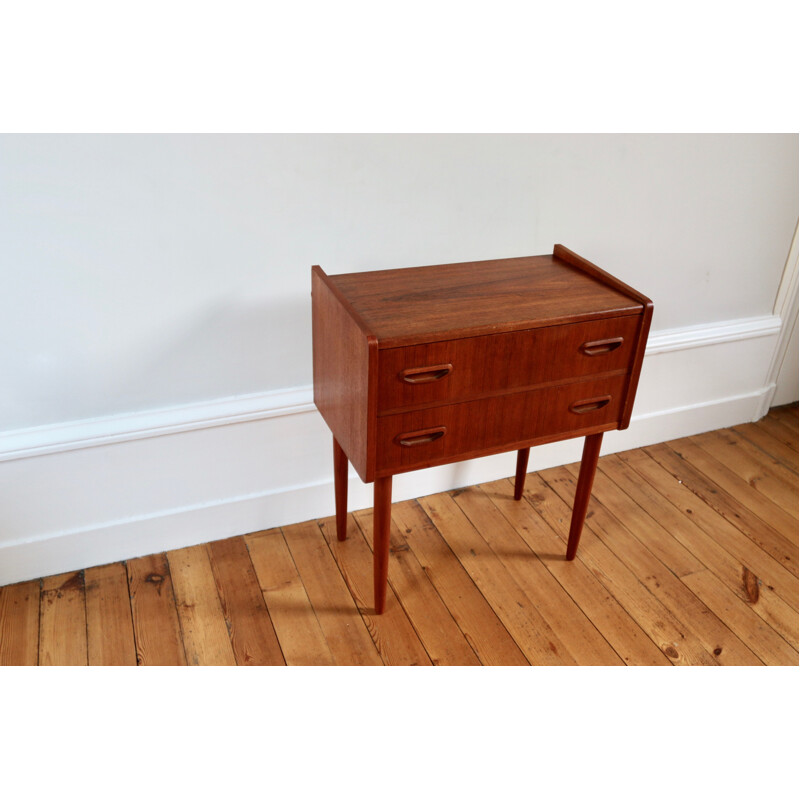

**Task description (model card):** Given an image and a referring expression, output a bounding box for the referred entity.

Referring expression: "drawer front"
[377,315,640,413]
[377,375,626,474]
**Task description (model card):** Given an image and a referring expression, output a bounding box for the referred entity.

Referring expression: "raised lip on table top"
[312,245,652,348]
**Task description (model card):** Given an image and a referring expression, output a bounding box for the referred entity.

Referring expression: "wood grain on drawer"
[377,315,640,414]
[376,375,626,475]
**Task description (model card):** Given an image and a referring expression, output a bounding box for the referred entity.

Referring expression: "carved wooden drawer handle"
[395,426,447,447]
[400,364,453,384]
[580,337,624,356]
[569,396,611,415]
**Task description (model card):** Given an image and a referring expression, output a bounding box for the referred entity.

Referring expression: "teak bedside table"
[312,245,653,614]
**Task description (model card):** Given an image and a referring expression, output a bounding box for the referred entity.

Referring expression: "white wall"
[2,134,797,429]
[1,134,797,585]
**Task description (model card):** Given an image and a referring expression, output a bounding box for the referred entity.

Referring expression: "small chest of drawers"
[312,245,653,613]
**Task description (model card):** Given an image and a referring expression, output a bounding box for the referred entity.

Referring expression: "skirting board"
[0,385,772,587]
[0,314,786,586]
[0,314,782,464]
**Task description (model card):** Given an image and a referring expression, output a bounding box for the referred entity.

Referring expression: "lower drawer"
[376,375,626,474]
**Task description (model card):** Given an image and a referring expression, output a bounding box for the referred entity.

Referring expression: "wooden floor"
[2,405,798,666]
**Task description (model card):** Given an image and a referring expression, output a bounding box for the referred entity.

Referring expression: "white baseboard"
[0,315,781,464]
[0,385,316,462]
[0,314,784,587]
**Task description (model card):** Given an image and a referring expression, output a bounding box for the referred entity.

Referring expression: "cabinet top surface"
[326,253,644,347]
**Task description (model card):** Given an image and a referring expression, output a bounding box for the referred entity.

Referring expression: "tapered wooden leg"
[514,448,530,500]
[373,476,393,614]
[333,436,348,541]
[566,432,603,561]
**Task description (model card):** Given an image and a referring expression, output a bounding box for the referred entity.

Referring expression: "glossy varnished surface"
[377,315,640,414]
[314,246,653,610]
[312,266,378,481]
[313,248,652,475]
[376,374,626,475]
[329,254,644,347]
[1,410,796,666]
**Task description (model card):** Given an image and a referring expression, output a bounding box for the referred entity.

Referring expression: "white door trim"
[758,220,799,417]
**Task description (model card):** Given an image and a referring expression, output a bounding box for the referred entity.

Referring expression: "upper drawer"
[377,314,641,413]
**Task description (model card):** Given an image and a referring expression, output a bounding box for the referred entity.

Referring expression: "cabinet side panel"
[312,268,375,482]
[619,301,654,429]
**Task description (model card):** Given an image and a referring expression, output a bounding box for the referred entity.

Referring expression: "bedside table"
[312,245,653,614]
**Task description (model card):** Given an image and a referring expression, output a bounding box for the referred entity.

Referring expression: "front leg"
[566,433,603,560]
[333,436,348,541]
[514,447,530,500]
[373,476,393,614]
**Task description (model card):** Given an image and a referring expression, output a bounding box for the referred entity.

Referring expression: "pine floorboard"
[1,406,798,666]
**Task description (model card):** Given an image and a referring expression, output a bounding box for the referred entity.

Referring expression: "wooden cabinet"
[312,245,653,613]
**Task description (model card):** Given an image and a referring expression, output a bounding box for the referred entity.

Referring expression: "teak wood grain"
[313,245,653,612]
[377,314,640,414]
[565,433,604,560]
[312,266,378,482]
[328,252,643,347]
[376,375,625,475]
[554,245,653,428]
